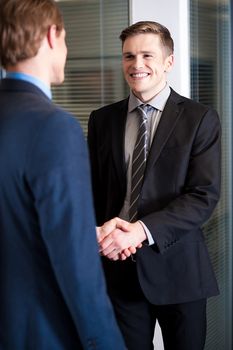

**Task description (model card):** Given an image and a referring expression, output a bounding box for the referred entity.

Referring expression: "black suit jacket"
[88,89,221,305]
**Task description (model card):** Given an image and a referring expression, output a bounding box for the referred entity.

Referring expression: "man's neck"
[132,82,168,103]
[6,60,51,88]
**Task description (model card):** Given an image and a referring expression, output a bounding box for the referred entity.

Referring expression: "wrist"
[135,221,147,243]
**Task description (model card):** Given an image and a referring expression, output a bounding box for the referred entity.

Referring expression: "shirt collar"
[128,83,171,113]
[5,72,52,99]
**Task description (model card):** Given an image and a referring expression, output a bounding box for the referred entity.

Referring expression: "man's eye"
[124,55,134,60]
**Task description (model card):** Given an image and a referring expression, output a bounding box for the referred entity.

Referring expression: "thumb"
[115,217,130,232]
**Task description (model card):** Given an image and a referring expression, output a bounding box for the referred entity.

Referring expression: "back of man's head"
[0,0,64,69]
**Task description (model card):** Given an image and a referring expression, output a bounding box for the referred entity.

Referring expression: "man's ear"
[164,54,174,72]
[47,24,57,49]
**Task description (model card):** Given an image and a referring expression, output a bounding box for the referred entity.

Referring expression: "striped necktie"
[129,104,151,222]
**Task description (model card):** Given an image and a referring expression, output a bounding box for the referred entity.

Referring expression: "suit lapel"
[145,90,185,173]
[105,91,185,190]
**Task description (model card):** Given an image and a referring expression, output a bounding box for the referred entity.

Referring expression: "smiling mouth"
[130,73,150,78]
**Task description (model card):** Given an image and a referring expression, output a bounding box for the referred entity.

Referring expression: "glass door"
[190,0,232,349]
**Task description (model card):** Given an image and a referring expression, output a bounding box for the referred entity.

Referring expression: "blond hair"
[0,0,64,68]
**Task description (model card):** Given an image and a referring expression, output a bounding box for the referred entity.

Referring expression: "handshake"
[96,217,147,261]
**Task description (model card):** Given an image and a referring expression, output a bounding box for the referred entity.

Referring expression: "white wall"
[129,1,190,349]
[129,0,190,97]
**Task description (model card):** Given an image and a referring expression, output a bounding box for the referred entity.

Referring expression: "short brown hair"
[119,21,174,56]
[0,0,64,69]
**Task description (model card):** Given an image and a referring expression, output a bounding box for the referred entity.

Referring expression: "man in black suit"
[88,21,221,350]
[0,1,126,349]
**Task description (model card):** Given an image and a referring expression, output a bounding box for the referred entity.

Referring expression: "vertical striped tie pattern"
[129,105,149,222]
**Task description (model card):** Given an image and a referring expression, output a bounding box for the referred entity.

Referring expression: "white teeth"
[131,73,149,78]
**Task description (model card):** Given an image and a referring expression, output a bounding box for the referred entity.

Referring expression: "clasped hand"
[96,217,146,261]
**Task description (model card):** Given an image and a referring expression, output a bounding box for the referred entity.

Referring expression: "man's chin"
[52,76,65,86]
[131,89,144,99]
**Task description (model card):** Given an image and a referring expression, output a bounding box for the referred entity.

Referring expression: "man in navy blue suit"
[0,0,126,349]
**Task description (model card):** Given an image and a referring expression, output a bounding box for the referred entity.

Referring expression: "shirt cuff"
[138,220,155,245]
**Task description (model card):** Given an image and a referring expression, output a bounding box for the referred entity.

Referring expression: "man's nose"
[132,56,144,69]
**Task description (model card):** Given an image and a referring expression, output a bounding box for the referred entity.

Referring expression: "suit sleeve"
[142,108,221,254]
[25,111,125,349]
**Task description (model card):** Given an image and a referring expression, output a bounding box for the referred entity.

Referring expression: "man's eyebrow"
[123,51,155,55]
[122,51,134,55]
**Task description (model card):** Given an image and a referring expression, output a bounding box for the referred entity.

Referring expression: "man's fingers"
[115,217,130,232]
[98,217,127,242]
[103,247,121,260]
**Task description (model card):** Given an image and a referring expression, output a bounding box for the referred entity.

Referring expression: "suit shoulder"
[33,100,83,135]
[23,99,85,158]
[170,89,218,115]
[25,103,87,175]
[91,98,128,116]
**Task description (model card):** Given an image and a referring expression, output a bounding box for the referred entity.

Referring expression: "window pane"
[190,1,232,349]
[54,0,129,135]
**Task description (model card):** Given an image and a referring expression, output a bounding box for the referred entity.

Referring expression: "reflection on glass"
[190,0,232,349]
[53,0,129,135]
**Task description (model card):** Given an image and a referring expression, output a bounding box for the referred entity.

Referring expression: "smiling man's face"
[122,33,174,102]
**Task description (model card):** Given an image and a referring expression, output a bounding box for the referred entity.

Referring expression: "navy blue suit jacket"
[88,89,221,305]
[0,79,125,350]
